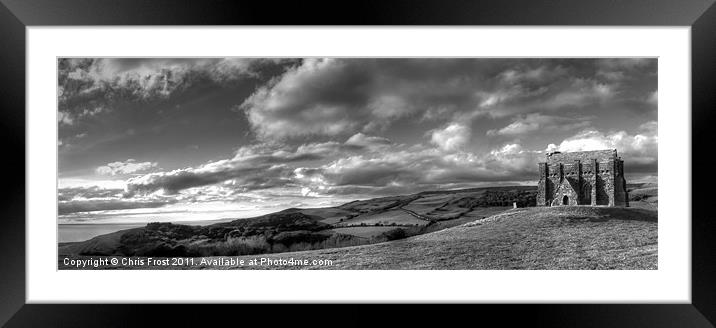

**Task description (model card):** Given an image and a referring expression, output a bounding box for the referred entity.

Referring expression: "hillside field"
[60,206,657,270]
[59,186,535,259]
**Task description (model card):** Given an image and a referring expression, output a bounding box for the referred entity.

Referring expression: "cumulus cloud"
[241,59,362,139]
[96,159,158,176]
[429,123,471,151]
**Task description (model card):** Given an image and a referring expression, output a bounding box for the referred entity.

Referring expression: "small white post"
[513,202,517,209]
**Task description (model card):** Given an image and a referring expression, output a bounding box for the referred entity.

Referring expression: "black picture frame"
[1,0,714,326]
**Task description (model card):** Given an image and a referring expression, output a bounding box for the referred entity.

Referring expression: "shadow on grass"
[554,206,658,223]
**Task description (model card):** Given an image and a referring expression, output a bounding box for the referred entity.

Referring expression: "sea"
[58,218,235,243]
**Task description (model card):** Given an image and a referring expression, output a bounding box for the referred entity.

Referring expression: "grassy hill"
[60,206,657,270]
[627,183,658,210]
[226,206,657,270]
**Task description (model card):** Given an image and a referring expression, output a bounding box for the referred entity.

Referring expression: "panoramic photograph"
[57,58,658,270]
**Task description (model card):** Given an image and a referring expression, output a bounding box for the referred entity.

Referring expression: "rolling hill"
[58,184,657,270]
[60,206,657,270]
[222,206,658,270]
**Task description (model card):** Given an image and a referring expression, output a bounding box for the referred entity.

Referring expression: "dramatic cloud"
[241,58,655,141]
[123,131,399,195]
[124,142,328,195]
[429,123,472,151]
[96,159,158,176]
[293,144,544,197]
[58,58,658,223]
[127,159,292,195]
[117,133,547,201]
[293,124,656,197]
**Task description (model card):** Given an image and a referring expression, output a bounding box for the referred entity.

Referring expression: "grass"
[401,194,458,214]
[338,196,407,212]
[298,208,355,224]
[628,186,658,211]
[339,210,427,227]
[462,206,513,218]
[235,206,657,270]
[329,226,407,238]
[60,206,656,270]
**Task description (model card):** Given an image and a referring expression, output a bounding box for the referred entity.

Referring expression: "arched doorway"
[562,195,569,205]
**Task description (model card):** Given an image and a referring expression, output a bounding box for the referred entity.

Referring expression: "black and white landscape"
[58,58,658,270]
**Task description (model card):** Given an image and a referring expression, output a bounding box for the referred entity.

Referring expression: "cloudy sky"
[58,58,657,224]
